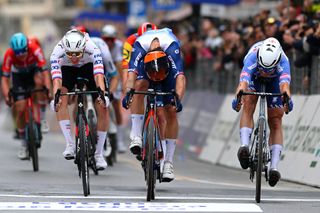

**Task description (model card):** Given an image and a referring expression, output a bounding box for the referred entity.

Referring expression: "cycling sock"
[165,139,176,163]
[270,144,283,170]
[96,131,107,156]
[130,114,144,139]
[59,120,73,146]
[117,124,125,144]
[38,100,47,121]
[240,127,253,146]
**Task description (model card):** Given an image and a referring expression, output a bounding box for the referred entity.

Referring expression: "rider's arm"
[89,40,105,91]
[50,41,64,95]
[279,53,291,97]
[166,41,185,99]
[236,52,257,94]
[122,34,137,90]
[1,49,13,101]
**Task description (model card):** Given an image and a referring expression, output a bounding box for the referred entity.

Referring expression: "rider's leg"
[14,100,29,159]
[267,107,284,187]
[156,107,167,157]
[112,99,126,152]
[238,94,258,169]
[95,100,109,169]
[129,79,149,153]
[161,105,178,182]
[34,71,49,133]
[56,87,75,159]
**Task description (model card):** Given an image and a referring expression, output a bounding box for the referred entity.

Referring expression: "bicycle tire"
[255,118,264,203]
[87,110,98,175]
[146,118,156,201]
[28,110,39,172]
[79,116,90,196]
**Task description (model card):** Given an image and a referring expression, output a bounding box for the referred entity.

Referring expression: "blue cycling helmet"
[10,32,28,55]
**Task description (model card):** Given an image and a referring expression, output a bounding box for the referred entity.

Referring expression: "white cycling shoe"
[95,154,108,170]
[63,144,75,160]
[18,145,29,160]
[129,136,142,155]
[41,119,50,133]
[162,161,174,182]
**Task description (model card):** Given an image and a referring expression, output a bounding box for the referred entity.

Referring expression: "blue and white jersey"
[240,41,291,85]
[128,28,184,78]
[91,37,117,78]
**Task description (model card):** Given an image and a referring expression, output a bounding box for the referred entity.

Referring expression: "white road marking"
[0,194,319,202]
[0,202,262,212]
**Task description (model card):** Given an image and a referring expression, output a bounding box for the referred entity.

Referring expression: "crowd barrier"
[182,92,320,187]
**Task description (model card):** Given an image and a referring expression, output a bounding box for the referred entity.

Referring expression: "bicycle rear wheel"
[146,118,156,201]
[79,116,90,196]
[255,118,265,203]
[28,110,38,172]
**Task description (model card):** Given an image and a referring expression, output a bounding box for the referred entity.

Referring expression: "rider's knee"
[135,80,148,91]
[242,97,256,114]
[166,105,177,120]
[268,115,282,130]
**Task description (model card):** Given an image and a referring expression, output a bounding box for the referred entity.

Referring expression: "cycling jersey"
[2,39,46,77]
[91,37,117,78]
[50,35,104,80]
[240,41,291,85]
[109,39,123,63]
[128,28,184,106]
[240,41,291,108]
[122,33,138,70]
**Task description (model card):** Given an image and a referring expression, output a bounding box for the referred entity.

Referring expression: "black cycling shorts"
[61,63,99,101]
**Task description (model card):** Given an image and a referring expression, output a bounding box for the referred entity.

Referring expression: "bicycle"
[235,79,290,203]
[55,78,102,196]
[9,87,48,172]
[129,88,176,201]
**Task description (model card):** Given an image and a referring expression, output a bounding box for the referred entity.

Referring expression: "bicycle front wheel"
[28,110,38,172]
[146,118,156,201]
[256,118,265,203]
[79,116,90,196]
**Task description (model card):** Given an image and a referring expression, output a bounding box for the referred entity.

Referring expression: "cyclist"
[50,29,109,170]
[101,24,126,153]
[122,22,157,147]
[122,28,186,182]
[232,37,293,187]
[1,32,52,159]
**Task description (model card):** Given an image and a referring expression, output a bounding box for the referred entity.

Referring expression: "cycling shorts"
[61,63,99,101]
[11,66,42,101]
[136,62,176,107]
[249,76,283,108]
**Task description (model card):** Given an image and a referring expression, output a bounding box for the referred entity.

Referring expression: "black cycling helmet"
[144,49,169,81]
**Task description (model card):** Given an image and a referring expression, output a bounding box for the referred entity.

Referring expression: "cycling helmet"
[10,32,28,55]
[62,29,86,53]
[101,25,117,38]
[144,50,169,81]
[73,25,89,34]
[138,22,157,36]
[257,37,282,69]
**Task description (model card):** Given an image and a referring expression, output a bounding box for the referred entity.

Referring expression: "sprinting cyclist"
[232,37,293,187]
[50,29,109,170]
[1,32,52,159]
[122,28,186,182]
[101,24,126,153]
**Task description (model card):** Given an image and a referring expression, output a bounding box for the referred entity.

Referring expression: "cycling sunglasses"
[14,47,28,56]
[66,51,83,58]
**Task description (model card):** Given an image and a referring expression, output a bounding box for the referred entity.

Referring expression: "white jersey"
[50,34,104,80]
[135,28,178,52]
[91,37,117,77]
[110,39,123,63]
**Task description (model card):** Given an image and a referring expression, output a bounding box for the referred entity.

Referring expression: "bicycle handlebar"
[132,90,174,96]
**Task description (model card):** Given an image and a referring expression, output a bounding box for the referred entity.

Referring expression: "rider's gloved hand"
[282,92,293,114]
[97,87,109,108]
[172,91,183,112]
[288,98,293,112]
[232,90,243,112]
[122,88,135,109]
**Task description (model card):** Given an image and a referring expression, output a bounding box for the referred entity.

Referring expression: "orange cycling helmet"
[138,22,157,36]
[144,50,169,81]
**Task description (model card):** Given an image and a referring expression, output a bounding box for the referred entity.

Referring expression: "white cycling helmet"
[101,25,117,38]
[62,29,86,52]
[257,37,282,69]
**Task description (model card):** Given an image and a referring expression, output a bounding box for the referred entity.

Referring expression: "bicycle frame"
[240,80,283,203]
